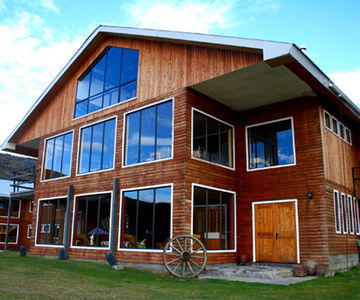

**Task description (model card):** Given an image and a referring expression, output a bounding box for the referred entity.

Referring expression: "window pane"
[105,47,122,90]
[154,187,171,249]
[0,198,20,217]
[125,112,140,165]
[121,49,139,84]
[74,101,88,119]
[138,189,154,248]
[89,55,106,96]
[207,118,219,163]
[80,127,92,173]
[193,112,206,159]
[90,123,104,172]
[62,133,73,177]
[76,73,90,102]
[156,101,172,160]
[220,124,231,167]
[140,107,156,163]
[103,88,119,107]
[88,95,103,114]
[37,199,66,245]
[120,81,137,102]
[248,119,294,169]
[102,119,115,169]
[122,191,138,248]
[0,224,18,243]
[43,139,54,180]
[334,192,340,232]
[324,112,331,129]
[52,135,64,178]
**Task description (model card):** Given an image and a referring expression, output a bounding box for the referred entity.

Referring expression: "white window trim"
[0,199,21,219]
[331,116,339,135]
[252,199,300,264]
[71,190,113,250]
[40,129,75,182]
[0,223,19,244]
[354,197,360,235]
[41,224,51,233]
[191,108,235,171]
[76,116,117,176]
[334,190,341,234]
[324,110,332,130]
[341,193,348,234]
[323,109,352,146]
[347,195,354,234]
[122,98,175,168]
[29,200,34,213]
[191,183,237,253]
[35,196,67,248]
[118,183,173,252]
[245,116,296,172]
[27,224,32,239]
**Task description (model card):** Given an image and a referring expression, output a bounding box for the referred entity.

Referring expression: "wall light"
[307,190,313,200]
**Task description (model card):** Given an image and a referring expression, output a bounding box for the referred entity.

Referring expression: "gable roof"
[2,25,360,150]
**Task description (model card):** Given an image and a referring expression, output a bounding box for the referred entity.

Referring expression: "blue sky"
[0,0,359,146]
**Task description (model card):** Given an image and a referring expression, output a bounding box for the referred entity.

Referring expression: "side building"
[1,26,360,272]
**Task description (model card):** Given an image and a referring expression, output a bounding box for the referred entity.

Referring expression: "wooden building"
[1,26,360,272]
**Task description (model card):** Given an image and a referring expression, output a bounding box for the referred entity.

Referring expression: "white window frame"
[334,190,341,234]
[345,127,352,145]
[0,223,19,244]
[252,199,300,264]
[29,200,34,213]
[0,198,21,219]
[354,197,360,235]
[71,190,113,250]
[35,196,67,248]
[245,116,296,172]
[324,110,332,130]
[122,98,174,168]
[323,109,352,146]
[191,183,236,253]
[347,195,354,234]
[341,193,348,234]
[331,116,339,135]
[41,224,51,233]
[76,116,117,176]
[118,183,173,252]
[191,108,235,171]
[27,225,32,239]
[40,130,74,182]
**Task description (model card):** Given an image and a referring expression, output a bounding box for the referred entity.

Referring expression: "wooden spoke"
[163,235,207,277]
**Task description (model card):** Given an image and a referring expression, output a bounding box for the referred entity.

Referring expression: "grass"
[0,251,359,299]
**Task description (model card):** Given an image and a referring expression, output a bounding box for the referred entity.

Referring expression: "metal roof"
[1,26,359,150]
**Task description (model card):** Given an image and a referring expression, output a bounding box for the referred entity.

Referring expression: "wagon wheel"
[163,235,207,277]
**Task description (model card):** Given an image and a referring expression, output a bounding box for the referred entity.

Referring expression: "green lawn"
[0,251,359,299]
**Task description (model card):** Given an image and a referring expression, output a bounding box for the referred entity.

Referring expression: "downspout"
[62,185,73,259]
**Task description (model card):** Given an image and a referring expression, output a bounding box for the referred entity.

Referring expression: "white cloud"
[39,0,60,14]
[329,70,360,109]
[0,11,83,144]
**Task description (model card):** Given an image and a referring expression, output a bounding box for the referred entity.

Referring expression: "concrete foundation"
[328,254,358,275]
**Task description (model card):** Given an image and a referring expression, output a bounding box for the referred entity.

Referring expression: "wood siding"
[14,37,261,146]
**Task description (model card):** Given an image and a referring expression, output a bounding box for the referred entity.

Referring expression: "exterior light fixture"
[307,190,313,200]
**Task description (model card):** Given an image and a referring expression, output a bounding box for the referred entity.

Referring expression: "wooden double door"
[254,201,298,263]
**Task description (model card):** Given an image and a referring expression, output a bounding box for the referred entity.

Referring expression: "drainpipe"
[62,185,73,259]
[109,178,119,256]
[4,196,12,251]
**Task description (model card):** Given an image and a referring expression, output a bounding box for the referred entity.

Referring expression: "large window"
[348,195,354,234]
[334,190,341,233]
[192,110,234,168]
[73,193,111,248]
[354,198,360,235]
[124,100,173,166]
[42,132,73,180]
[247,117,295,170]
[0,224,18,244]
[37,198,67,245]
[74,47,139,118]
[78,118,116,174]
[0,197,20,217]
[341,193,348,234]
[193,185,234,250]
[120,186,171,250]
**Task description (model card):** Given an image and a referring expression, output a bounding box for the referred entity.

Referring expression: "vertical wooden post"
[110,178,119,256]
[62,185,73,259]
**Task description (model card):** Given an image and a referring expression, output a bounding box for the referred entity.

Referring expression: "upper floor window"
[324,110,351,145]
[74,47,139,118]
[0,198,20,217]
[78,118,116,174]
[192,109,234,169]
[124,100,173,166]
[42,132,73,180]
[247,117,295,170]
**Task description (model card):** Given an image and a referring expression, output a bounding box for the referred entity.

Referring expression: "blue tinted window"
[42,132,73,180]
[79,118,116,174]
[125,100,173,166]
[75,47,139,118]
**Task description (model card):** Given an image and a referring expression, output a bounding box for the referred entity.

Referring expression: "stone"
[304,260,318,275]
[292,264,308,277]
[112,264,124,271]
[315,264,328,277]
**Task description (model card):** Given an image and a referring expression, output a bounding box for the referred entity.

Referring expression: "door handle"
[276,233,278,240]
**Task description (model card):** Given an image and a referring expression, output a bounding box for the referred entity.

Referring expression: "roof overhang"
[2,26,360,151]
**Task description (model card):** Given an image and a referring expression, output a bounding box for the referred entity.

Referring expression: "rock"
[112,264,124,271]
[315,264,328,277]
[304,260,318,275]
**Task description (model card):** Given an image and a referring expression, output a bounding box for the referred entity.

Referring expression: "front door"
[254,201,297,263]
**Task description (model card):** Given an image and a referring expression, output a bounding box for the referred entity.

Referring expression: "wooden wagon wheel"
[163,235,207,277]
